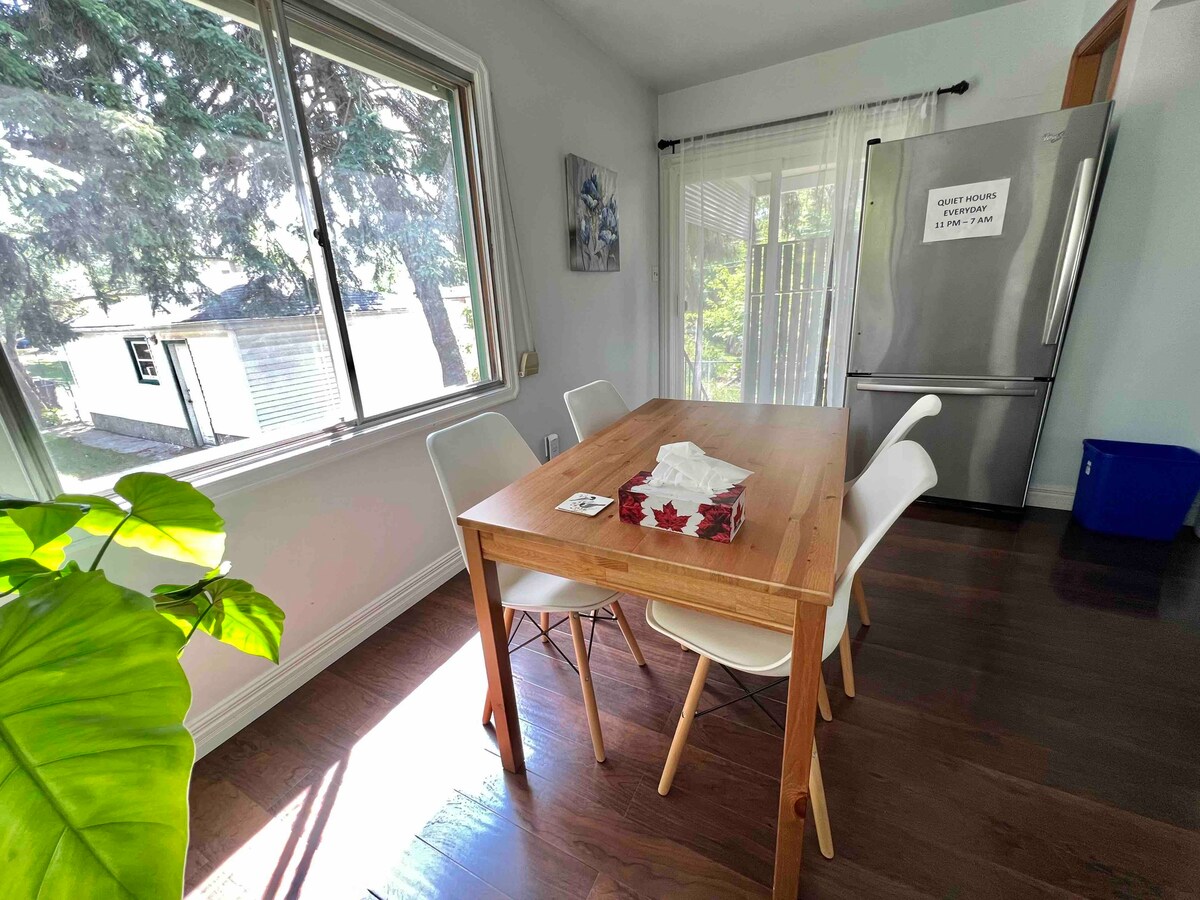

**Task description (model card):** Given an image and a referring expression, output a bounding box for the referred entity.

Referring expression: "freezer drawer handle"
[856,383,1039,397]
[1043,156,1098,346]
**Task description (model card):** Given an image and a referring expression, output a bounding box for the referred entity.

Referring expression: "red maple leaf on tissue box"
[652,501,690,532]
[696,503,733,542]
[618,491,647,523]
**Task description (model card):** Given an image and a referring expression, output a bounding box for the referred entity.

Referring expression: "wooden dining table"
[457,398,848,898]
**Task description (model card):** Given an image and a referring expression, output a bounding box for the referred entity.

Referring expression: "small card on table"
[556,493,614,517]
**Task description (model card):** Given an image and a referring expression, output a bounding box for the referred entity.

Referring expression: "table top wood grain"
[458,399,848,633]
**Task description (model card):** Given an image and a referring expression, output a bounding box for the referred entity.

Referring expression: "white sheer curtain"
[661,91,938,407]
[821,93,938,405]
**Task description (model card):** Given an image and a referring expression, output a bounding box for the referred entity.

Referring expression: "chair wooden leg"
[809,739,834,859]
[482,607,516,725]
[853,573,871,626]
[838,626,856,699]
[568,612,606,762]
[609,601,646,666]
[658,654,711,795]
[540,612,551,642]
[817,670,833,722]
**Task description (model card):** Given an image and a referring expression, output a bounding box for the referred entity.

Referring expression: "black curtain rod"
[656,79,969,151]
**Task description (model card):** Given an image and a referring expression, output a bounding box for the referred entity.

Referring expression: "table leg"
[774,601,826,898]
[464,527,524,773]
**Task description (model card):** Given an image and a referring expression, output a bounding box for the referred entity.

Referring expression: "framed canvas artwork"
[565,153,619,272]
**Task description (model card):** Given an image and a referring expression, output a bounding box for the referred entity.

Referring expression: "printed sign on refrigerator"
[923,178,1011,243]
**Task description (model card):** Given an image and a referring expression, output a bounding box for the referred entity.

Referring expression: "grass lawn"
[25,360,74,384]
[44,434,145,481]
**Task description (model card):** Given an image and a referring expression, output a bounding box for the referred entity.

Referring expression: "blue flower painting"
[566,154,619,272]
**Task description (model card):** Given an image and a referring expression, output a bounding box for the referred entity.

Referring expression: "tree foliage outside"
[0,0,473,393]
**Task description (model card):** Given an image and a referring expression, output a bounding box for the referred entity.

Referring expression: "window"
[0,0,507,494]
[125,339,159,385]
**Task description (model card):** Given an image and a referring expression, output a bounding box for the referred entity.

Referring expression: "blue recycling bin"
[1072,439,1200,540]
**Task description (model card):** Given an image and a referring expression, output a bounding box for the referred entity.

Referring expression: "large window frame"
[0,0,519,500]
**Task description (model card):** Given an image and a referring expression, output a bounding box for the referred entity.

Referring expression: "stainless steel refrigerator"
[846,102,1113,507]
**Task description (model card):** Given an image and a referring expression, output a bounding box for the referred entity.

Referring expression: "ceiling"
[539,0,1025,93]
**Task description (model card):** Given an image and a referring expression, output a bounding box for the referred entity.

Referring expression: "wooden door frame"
[1062,0,1135,107]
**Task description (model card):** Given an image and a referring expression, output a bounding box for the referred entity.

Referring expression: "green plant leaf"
[59,473,226,568]
[152,561,232,600]
[156,598,206,637]
[0,558,55,593]
[153,571,283,662]
[0,515,70,589]
[200,578,284,663]
[6,503,85,550]
[0,570,193,898]
[55,493,126,534]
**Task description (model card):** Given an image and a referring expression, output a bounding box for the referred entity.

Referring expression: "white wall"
[1031,0,1200,493]
[1,0,658,735]
[657,0,1089,140]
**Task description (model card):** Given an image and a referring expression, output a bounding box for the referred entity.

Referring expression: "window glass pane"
[773,175,834,406]
[779,182,834,243]
[753,194,769,245]
[289,26,490,418]
[0,0,348,491]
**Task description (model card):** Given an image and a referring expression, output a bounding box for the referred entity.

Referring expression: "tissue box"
[618,471,747,543]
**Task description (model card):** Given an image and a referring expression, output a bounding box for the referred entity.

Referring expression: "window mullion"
[449,91,492,384]
[255,0,365,424]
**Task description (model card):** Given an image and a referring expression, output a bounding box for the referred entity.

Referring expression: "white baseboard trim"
[1026,485,1076,511]
[188,549,464,758]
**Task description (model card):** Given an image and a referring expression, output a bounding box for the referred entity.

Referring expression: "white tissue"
[647,441,752,494]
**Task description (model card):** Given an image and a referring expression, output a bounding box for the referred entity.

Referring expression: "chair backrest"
[564,380,629,441]
[823,440,937,660]
[846,393,941,488]
[427,412,539,563]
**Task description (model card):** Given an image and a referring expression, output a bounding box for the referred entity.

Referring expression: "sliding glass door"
[665,126,836,406]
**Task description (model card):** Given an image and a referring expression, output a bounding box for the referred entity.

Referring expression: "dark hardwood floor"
[185,506,1200,898]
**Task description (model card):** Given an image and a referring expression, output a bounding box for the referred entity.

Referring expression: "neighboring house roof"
[184,279,382,322]
[69,297,196,330]
[69,280,385,331]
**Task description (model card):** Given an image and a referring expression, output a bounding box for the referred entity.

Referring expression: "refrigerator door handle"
[855,383,1039,397]
[1042,156,1098,346]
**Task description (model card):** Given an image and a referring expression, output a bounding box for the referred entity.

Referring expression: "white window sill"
[82,377,519,503]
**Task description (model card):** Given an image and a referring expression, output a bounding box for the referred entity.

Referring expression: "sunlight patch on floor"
[188,632,500,899]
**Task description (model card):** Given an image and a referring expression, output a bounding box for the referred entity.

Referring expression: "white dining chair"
[646,440,937,859]
[564,379,629,441]
[427,411,645,763]
[844,393,941,628]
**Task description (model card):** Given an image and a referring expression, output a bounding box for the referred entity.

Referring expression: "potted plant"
[0,472,284,898]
